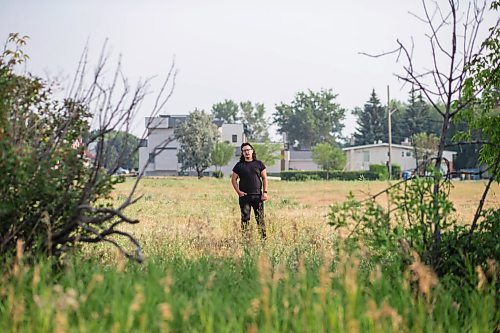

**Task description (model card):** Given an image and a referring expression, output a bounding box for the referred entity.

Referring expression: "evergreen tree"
[391,90,443,144]
[387,99,407,145]
[406,90,430,135]
[353,90,387,145]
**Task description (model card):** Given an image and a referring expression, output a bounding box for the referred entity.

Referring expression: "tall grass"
[1,244,497,332]
[1,178,498,332]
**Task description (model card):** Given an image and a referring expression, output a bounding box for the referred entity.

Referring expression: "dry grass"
[105,177,499,260]
[3,178,498,333]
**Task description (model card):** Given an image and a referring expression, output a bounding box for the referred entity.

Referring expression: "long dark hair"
[239,142,257,162]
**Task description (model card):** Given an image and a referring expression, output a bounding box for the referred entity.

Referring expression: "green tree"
[411,132,440,173]
[456,4,500,181]
[211,99,239,123]
[405,90,433,136]
[454,0,500,243]
[345,0,499,272]
[447,121,481,169]
[392,90,443,144]
[385,98,407,145]
[311,143,346,171]
[239,101,269,142]
[273,89,345,149]
[97,130,139,171]
[353,90,387,146]
[175,109,219,178]
[253,142,281,167]
[211,141,234,172]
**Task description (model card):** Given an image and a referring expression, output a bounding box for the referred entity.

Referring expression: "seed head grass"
[0,177,497,332]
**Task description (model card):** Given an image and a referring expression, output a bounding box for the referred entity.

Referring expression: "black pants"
[239,194,266,239]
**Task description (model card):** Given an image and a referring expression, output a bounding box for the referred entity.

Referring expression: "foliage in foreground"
[330,174,499,277]
[0,34,115,258]
[0,243,497,333]
[0,33,174,261]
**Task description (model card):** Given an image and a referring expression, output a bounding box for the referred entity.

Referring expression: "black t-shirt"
[232,160,266,194]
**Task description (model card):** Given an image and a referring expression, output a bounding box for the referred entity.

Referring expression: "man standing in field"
[231,142,268,239]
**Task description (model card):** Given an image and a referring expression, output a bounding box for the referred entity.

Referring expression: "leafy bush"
[391,164,401,178]
[212,170,224,178]
[439,208,499,278]
[369,164,388,179]
[330,171,499,278]
[369,164,401,180]
[0,34,174,262]
[281,170,379,181]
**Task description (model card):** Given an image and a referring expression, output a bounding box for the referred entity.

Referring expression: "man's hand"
[261,192,268,201]
[238,191,247,197]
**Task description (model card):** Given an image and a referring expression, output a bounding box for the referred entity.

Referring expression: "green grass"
[1,249,497,333]
[1,177,498,332]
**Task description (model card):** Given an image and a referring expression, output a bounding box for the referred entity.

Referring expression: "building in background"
[140,120,455,178]
[343,141,456,175]
[139,115,248,176]
[280,140,456,176]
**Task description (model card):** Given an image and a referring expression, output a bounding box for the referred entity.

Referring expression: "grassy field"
[1,178,498,332]
[110,177,499,257]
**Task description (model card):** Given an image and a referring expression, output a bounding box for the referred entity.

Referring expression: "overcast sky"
[1,0,496,138]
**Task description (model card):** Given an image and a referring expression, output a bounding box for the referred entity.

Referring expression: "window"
[148,153,155,164]
[406,151,412,157]
[232,134,237,143]
[363,151,370,162]
[401,151,405,157]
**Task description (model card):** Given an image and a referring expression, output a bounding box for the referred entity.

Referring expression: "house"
[139,115,247,176]
[142,116,459,177]
[279,140,456,176]
[343,141,456,174]
[138,115,185,176]
[281,150,320,171]
[139,115,288,176]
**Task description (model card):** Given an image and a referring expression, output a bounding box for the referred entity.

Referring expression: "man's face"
[242,146,253,160]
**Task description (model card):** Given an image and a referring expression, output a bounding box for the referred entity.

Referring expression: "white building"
[281,150,320,171]
[279,141,456,175]
[139,115,287,176]
[138,115,184,176]
[140,116,457,177]
[343,142,456,174]
[139,115,250,176]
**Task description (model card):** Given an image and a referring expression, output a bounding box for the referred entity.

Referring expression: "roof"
[342,142,456,155]
[289,150,313,159]
[342,143,413,151]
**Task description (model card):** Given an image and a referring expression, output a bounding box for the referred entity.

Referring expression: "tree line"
[171,84,483,177]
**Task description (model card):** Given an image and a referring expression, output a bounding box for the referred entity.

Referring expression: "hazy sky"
[1,0,496,138]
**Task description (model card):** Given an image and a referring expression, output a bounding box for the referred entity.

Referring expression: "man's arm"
[231,172,246,197]
[261,169,268,201]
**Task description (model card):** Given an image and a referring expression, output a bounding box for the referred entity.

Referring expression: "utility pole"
[387,85,393,179]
